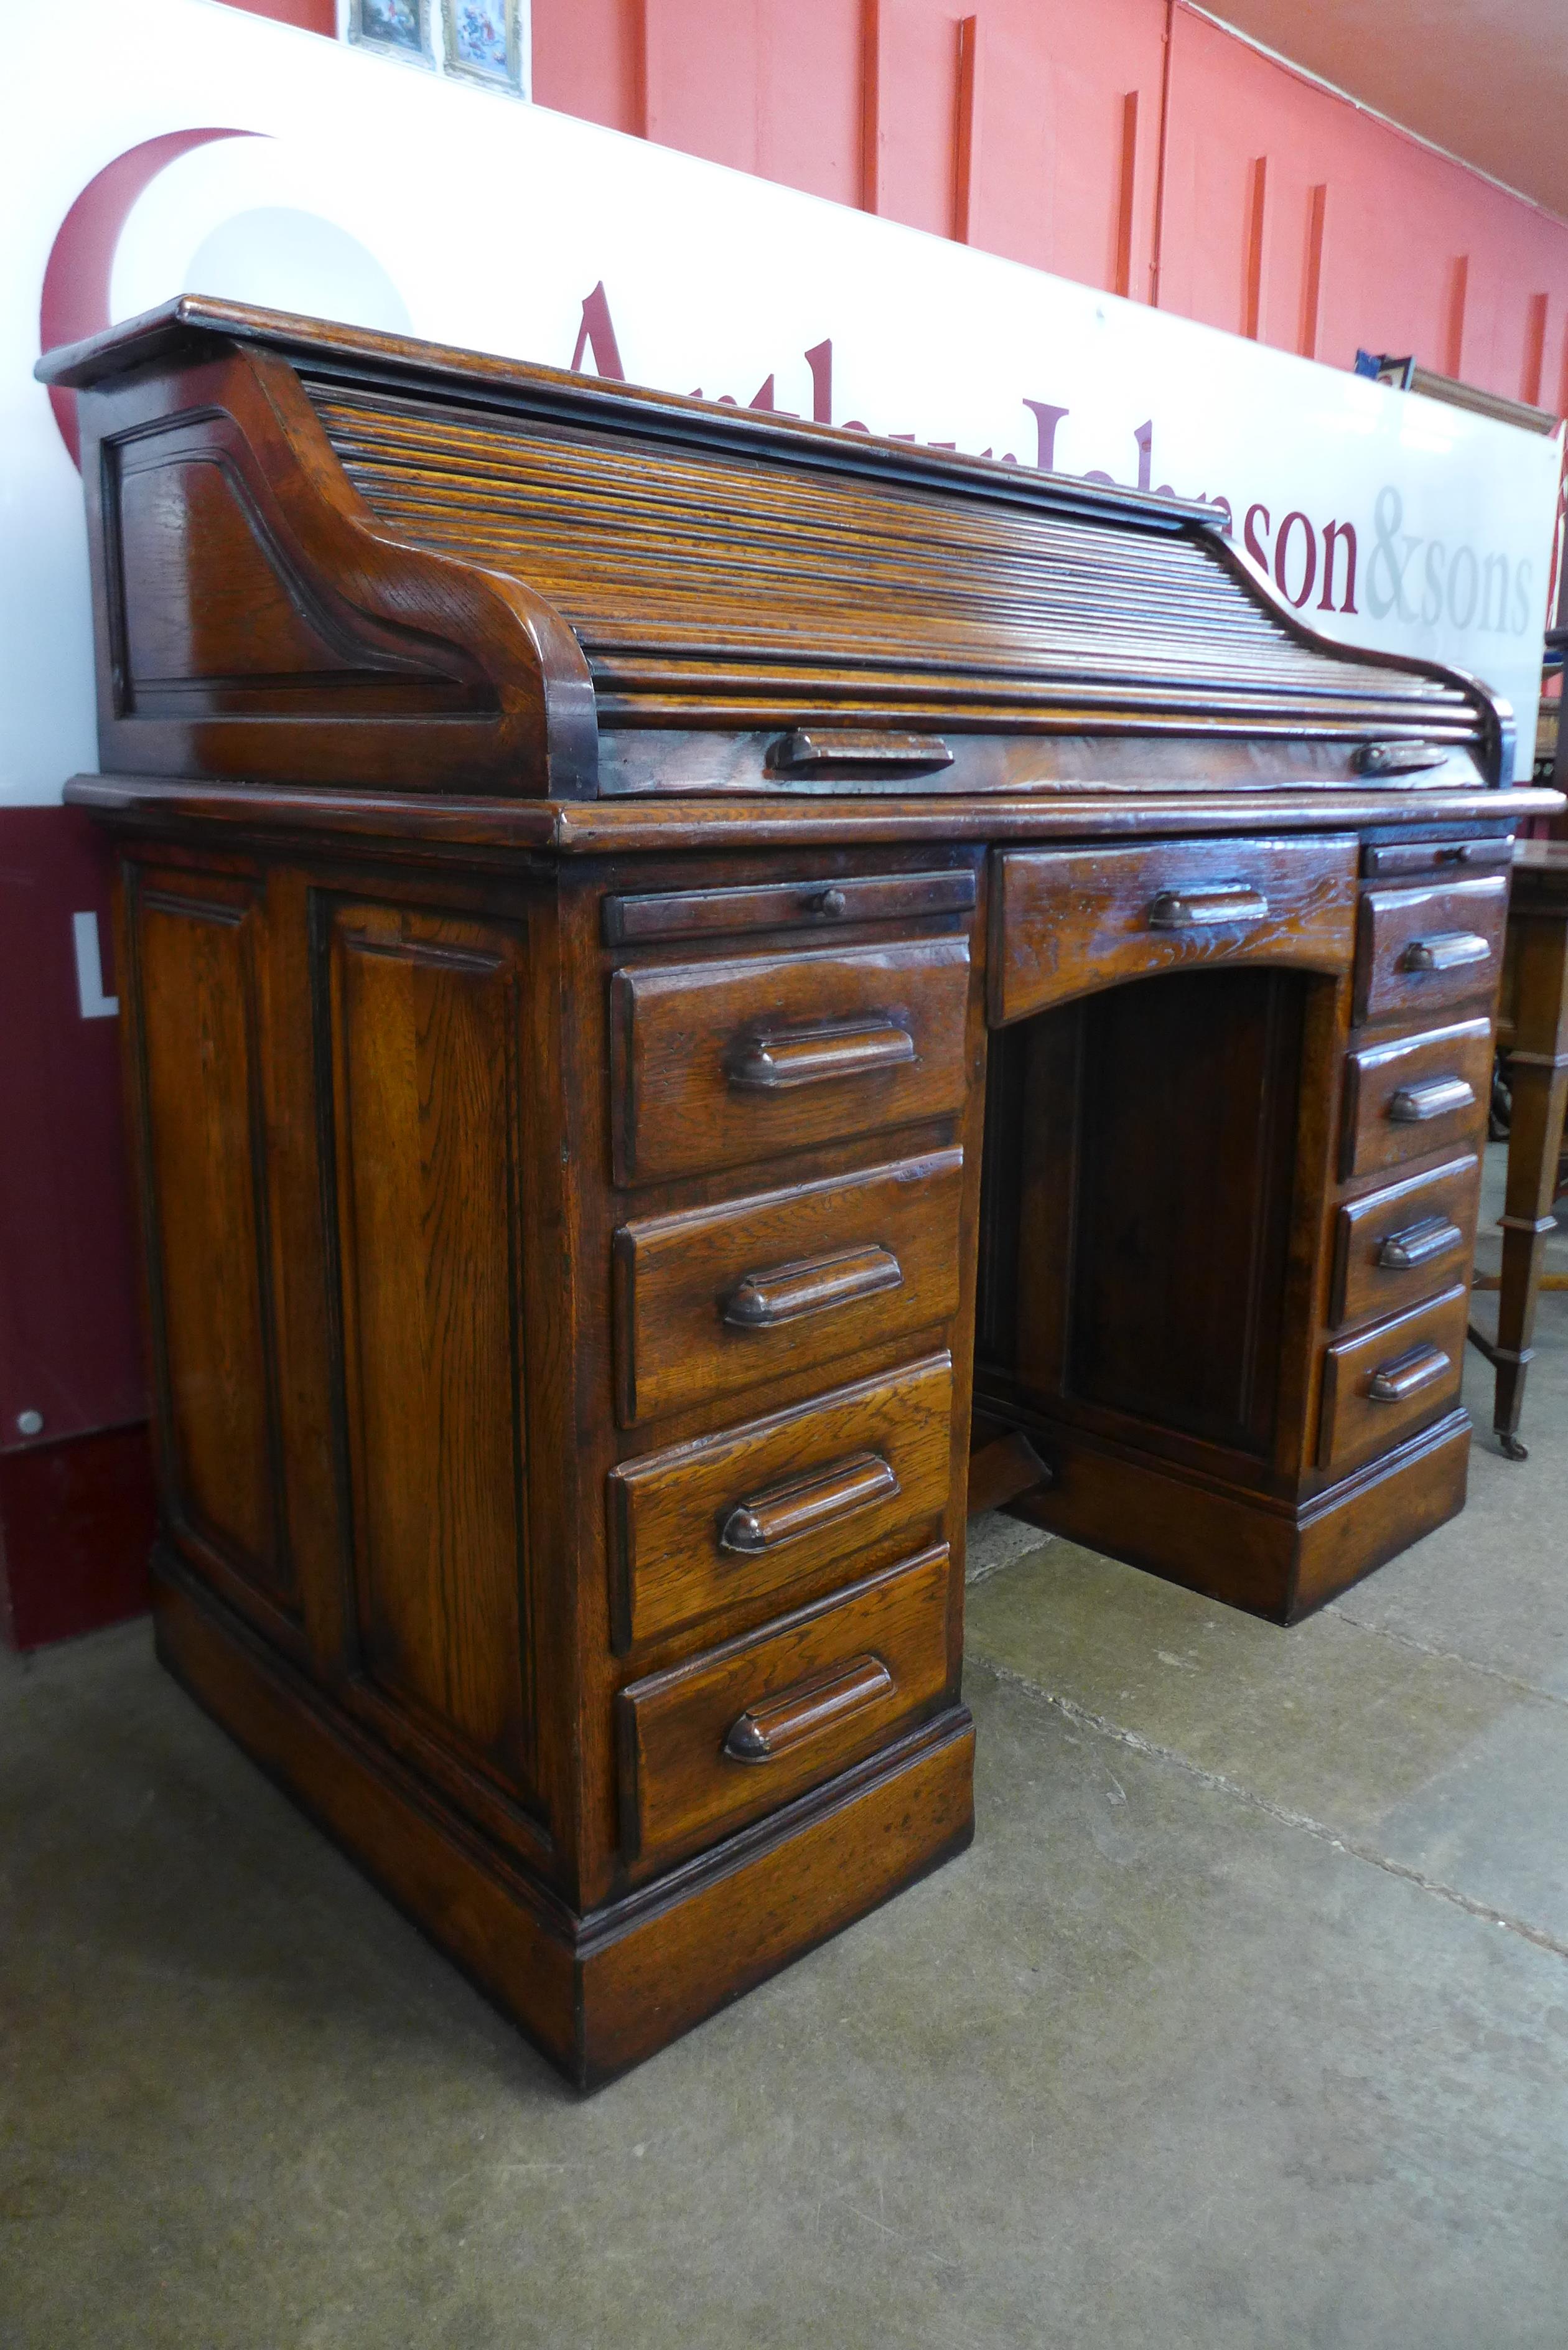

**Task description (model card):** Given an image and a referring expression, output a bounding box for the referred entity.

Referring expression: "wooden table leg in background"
[1468,869,1568,1461]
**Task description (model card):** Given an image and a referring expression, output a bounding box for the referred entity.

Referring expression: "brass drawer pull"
[1388,1076,1475,1123]
[723,1242,903,1329]
[1147,882,1269,929]
[1399,932,1493,973]
[729,1016,917,1091]
[1376,1215,1464,1271]
[723,1654,895,1763]
[1366,1342,1451,1403]
[720,1451,900,1555]
[773,728,953,774]
[1353,742,1447,775]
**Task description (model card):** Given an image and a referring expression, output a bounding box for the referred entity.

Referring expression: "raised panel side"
[326,901,538,1809]
[130,869,293,1614]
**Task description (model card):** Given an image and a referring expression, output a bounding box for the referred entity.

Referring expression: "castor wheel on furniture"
[1498,1430,1529,1461]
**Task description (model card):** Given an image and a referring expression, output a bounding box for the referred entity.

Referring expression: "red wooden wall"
[530,0,1568,412]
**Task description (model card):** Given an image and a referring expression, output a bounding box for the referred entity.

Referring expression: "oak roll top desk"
[40,298,1562,2087]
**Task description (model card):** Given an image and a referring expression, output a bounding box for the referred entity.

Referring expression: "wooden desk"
[1470,844,1568,1456]
[38,299,1561,2086]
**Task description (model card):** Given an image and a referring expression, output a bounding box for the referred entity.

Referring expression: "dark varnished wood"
[48,302,1564,2087]
[1330,1156,1482,1329]
[609,939,969,1184]
[1353,874,1509,1023]
[989,836,1358,1024]
[607,1353,952,1654]
[1318,1286,1469,1473]
[1340,1018,1495,1178]
[615,1543,952,1873]
[613,1149,965,1426]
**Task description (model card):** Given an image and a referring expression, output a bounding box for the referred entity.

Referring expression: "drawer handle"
[1388,1077,1475,1123]
[723,1243,903,1329]
[1399,932,1493,974]
[1147,882,1269,929]
[773,728,954,774]
[1353,742,1447,775]
[1366,1342,1452,1403]
[720,1451,900,1554]
[729,1017,917,1091]
[1376,1215,1464,1271]
[723,1654,895,1764]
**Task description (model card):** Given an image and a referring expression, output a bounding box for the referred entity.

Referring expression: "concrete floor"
[4,1201,1567,2346]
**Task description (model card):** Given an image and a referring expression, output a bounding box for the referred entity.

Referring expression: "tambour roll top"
[38,294,1510,799]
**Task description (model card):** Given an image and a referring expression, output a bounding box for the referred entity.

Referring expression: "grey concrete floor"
[4,1199,1567,2346]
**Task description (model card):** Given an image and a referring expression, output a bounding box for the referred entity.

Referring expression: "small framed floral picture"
[444,0,524,93]
[348,0,432,65]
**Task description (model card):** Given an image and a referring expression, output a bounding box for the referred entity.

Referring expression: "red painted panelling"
[0,1427,154,1652]
[533,0,643,136]
[1159,6,1568,403]
[0,809,146,1451]
[217,0,336,31]
[965,0,1165,299]
[530,0,1568,413]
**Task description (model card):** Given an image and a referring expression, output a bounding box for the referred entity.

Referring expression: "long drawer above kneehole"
[609,939,971,1184]
[614,1150,964,1426]
[988,836,1358,1024]
[1340,1019,1493,1179]
[1353,876,1509,1024]
[607,1353,954,1653]
[616,1543,953,1872]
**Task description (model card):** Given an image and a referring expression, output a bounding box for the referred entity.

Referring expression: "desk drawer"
[989,836,1357,1024]
[1353,877,1508,1023]
[1318,1287,1467,1474]
[608,1355,953,1651]
[1360,838,1512,882]
[1340,1019,1491,1179]
[614,1149,964,1426]
[616,1543,951,1869]
[610,940,970,1184]
[1330,1156,1482,1330]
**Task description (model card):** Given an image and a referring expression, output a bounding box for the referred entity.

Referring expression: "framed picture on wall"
[443,0,524,93]
[348,0,432,65]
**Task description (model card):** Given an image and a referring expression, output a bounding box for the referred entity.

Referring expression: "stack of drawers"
[598,868,978,1882]
[1321,839,1513,1475]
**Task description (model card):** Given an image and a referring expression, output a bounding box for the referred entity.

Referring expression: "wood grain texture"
[990,835,1357,1023]
[327,901,538,1811]
[614,1149,965,1425]
[609,937,970,1183]
[1353,874,1510,1023]
[54,301,1556,2086]
[38,296,1507,779]
[1330,1154,1481,1329]
[607,1353,953,1654]
[1318,1285,1469,1473]
[616,1544,952,1871]
[129,868,292,1620]
[1340,1017,1493,1179]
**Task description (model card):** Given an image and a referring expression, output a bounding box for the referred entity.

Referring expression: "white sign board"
[2,0,1562,803]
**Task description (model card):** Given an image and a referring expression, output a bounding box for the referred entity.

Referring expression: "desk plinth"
[40,299,1561,2083]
